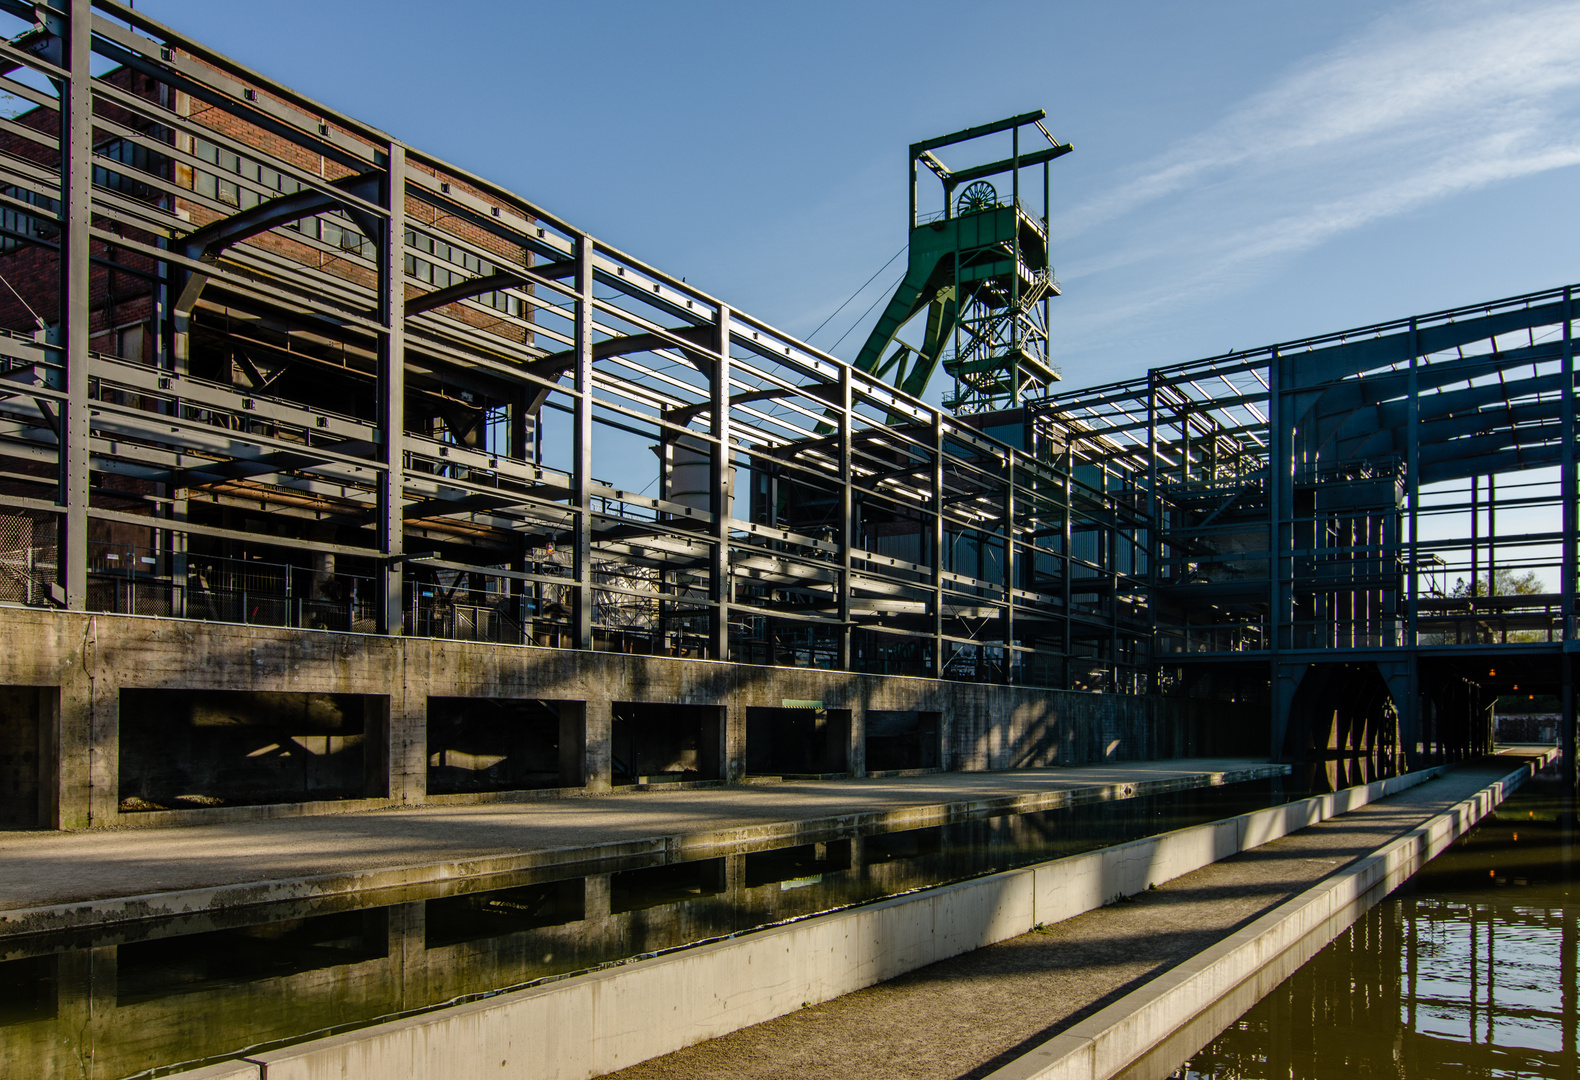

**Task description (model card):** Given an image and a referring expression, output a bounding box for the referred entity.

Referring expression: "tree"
[1449,567,1546,598]
[1437,568,1550,644]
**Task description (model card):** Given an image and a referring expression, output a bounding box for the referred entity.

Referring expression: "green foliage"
[1449,568,1546,597]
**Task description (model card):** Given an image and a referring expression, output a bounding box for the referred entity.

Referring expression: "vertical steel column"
[1565,655,1576,793]
[1062,445,1073,688]
[1009,125,1021,406]
[60,0,92,610]
[379,143,406,634]
[572,237,595,649]
[837,365,852,670]
[1562,288,1575,643]
[708,305,732,660]
[1002,448,1015,684]
[1268,347,1288,756]
[931,412,945,679]
[1146,370,1159,666]
[1406,319,1420,650]
[1563,289,1577,790]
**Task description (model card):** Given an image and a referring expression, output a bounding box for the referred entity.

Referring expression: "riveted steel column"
[1146,370,1160,682]
[837,365,852,670]
[60,0,91,610]
[1062,444,1073,688]
[572,237,595,649]
[1562,288,1576,789]
[931,412,945,679]
[1268,346,1289,757]
[708,305,731,660]
[379,143,407,634]
[1002,448,1015,684]
[1561,288,1575,644]
[1406,318,1420,650]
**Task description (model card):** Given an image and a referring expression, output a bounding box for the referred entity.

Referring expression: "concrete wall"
[0,608,1261,829]
[0,774,1282,1079]
[985,754,1551,1080]
[154,764,1474,1080]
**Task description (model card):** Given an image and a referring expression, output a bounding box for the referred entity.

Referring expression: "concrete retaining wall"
[985,753,1551,1080]
[0,764,1285,938]
[0,607,1260,829]
[163,765,1456,1080]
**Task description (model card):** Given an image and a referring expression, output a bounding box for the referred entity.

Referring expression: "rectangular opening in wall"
[743,839,851,889]
[115,909,388,1005]
[425,880,586,948]
[610,702,722,785]
[118,690,381,812]
[0,954,57,1025]
[744,706,849,776]
[865,710,941,772]
[0,686,43,829]
[863,824,943,864]
[610,858,726,914]
[426,697,582,794]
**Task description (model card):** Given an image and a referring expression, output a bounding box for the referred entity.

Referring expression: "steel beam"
[709,304,731,660]
[572,236,594,649]
[1563,288,1576,646]
[380,143,406,634]
[1406,319,1419,649]
[838,363,853,670]
[59,0,90,610]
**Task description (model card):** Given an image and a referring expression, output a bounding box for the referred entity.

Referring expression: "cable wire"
[829,268,908,352]
[806,244,906,344]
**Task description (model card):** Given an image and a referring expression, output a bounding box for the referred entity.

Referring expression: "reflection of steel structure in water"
[1035,287,1579,772]
[1184,881,1579,1077]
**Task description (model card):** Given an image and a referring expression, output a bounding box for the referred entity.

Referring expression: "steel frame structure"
[0,0,1152,693]
[1035,285,1580,773]
[0,1,1568,764]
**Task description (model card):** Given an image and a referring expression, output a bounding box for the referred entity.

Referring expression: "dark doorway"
[118,689,381,812]
[0,687,44,828]
[427,697,583,794]
[745,706,849,776]
[865,710,942,772]
[610,703,724,785]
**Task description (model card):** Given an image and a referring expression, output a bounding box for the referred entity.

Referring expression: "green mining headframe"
[853,111,1071,413]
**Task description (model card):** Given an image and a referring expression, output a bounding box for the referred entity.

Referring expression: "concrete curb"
[981,752,1553,1080]
[158,762,1462,1080]
[0,765,1284,938]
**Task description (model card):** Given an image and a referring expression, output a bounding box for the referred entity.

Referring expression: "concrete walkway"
[601,755,1539,1080]
[0,758,1277,927]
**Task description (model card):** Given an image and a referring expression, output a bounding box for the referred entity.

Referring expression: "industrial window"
[189,136,305,211]
[402,227,525,317]
[92,137,170,202]
[0,186,57,252]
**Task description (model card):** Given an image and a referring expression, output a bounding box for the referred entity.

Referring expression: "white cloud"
[1054,0,1580,344]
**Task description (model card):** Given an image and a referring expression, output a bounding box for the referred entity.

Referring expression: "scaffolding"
[0,2,1570,769]
[1034,285,1579,770]
[0,1,1149,695]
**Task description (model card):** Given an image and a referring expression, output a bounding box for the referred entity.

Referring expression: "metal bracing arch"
[172,170,384,314]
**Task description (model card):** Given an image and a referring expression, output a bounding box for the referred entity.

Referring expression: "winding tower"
[853,111,1071,412]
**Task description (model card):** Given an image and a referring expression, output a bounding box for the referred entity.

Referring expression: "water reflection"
[0,776,1306,1080]
[1173,770,1577,1079]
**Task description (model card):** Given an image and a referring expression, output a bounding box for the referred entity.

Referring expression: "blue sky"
[138,0,1580,403]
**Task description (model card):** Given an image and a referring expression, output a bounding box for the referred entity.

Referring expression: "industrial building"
[0,0,1572,831]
